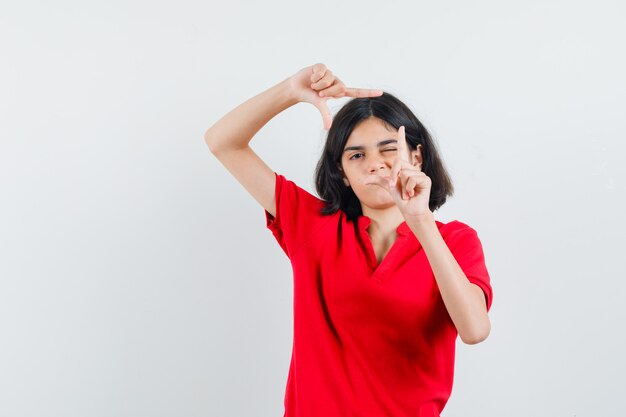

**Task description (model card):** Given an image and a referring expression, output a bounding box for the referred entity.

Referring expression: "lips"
[364,174,391,185]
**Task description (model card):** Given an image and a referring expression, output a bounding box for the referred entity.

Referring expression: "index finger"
[397,126,410,162]
[344,87,384,98]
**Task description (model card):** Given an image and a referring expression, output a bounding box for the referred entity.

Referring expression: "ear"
[411,144,423,169]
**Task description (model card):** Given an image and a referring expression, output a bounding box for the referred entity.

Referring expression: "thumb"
[314,99,333,130]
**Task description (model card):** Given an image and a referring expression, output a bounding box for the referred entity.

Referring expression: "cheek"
[341,164,356,180]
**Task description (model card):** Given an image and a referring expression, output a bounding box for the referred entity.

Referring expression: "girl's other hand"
[287,63,383,130]
[364,126,433,219]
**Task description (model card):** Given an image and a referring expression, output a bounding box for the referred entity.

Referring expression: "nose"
[367,156,387,173]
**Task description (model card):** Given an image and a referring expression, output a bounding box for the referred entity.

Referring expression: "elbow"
[203,129,244,155]
[203,129,220,154]
[460,320,491,345]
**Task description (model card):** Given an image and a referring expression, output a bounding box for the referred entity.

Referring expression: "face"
[339,117,422,211]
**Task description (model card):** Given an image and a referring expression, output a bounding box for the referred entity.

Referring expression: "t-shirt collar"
[357,215,411,237]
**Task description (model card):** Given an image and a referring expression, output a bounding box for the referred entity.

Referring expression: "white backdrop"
[1,1,625,416]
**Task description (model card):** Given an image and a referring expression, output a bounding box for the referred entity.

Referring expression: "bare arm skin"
[407,214,491,345]
[204,63,383,217]
[204,78,297,217]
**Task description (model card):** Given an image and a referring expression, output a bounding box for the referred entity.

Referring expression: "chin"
[355,189,388,202]
[361,196,396,210]
[354,187,395,209]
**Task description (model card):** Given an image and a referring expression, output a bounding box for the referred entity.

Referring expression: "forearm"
[406,214,490,344]
[204,77,298,153]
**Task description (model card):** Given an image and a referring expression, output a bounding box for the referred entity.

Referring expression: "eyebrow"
[342,139,397,153]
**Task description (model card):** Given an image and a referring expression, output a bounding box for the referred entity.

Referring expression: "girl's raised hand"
[364,126,433,219]
[288,63,383,130]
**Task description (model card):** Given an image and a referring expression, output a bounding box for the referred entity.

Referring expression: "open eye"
[348,152,364,160]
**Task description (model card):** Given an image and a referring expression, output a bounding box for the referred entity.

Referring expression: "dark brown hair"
[314,91,454,222]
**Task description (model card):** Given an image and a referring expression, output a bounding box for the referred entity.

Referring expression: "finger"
[311,70,334,90]
[397,126,410,163]
[389,157,403,187]
[310,63,327,83]
[315,99,333,130]
[318,81,346,98]
[405,176,419,197]
[344,87,384,98]
[390,151,415,186]
[394,159,420,180]
[311,71,324,83]
[400,168,412,199]
[402,172,423,199]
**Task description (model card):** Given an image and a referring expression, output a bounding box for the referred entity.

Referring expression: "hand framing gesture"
[288,63,383,130]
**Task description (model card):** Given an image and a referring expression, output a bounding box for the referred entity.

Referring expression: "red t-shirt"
[265,172,493,417]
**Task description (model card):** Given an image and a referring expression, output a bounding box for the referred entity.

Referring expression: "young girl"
[205,63,493,417]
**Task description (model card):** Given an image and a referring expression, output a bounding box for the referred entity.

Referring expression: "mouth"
[364,174,391,185]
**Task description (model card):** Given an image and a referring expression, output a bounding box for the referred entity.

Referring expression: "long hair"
[314,92,454,223]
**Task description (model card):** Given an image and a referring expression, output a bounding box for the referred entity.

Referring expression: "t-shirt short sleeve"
[265,172,328,258]
[446,223,494,311]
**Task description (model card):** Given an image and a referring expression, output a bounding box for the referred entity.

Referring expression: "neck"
[361,205,406,239]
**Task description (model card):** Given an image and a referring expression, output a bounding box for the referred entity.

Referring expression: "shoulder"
[267,172,338,257]
[274,172,326,210]
[437,219,477,236]
[436,219,482,246]
[268,172,334,234]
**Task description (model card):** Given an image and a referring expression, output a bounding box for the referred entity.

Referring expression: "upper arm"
[470,283,488,311]
[207,143,276,217]
[464,283,490,344]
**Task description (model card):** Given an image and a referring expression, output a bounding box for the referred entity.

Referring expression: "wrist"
[277,76,300,107]
[406,211,436,229]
